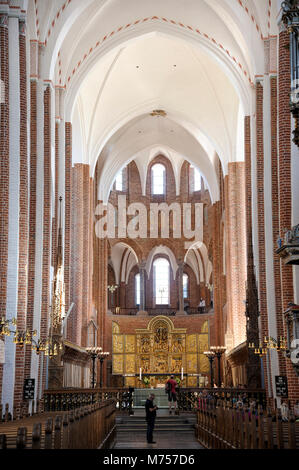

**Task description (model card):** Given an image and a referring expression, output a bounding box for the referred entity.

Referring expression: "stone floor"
[114,409,204,449]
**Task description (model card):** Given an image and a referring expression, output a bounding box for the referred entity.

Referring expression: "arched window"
[154,258,170,305]
[152,163,165,195]
[135,273,140,306]
[115,170,123,191]
[190,165,201,191]
[183,273,189,299]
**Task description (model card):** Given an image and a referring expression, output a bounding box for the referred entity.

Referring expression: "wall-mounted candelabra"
[249,336,287,357]
[0,316,63,358]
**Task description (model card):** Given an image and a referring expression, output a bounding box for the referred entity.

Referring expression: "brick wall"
[224,163,247,350]
[256,81,272,395]
[271,75,286,375]
[65,122,72,314]
[278,29,299,405]
[24,79,37,388]
[0,16,9,398]
[13,24,28,415]
[37,85,52,397]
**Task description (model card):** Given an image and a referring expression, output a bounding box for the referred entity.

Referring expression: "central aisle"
[114,409,204,450]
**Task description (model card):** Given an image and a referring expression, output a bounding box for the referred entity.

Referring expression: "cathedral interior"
[0,0,299,452]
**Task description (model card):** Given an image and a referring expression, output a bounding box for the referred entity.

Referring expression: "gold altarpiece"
[112,316,210,388]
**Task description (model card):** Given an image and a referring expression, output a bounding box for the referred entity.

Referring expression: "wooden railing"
[196,401,299,449]
[0,400,116,449]
[43,388,131,413]
[177,388,267,412]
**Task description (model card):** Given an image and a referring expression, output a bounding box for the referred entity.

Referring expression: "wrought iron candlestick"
[98,348,110,388]
[204,350,216,388]
[210,346,226,387]
[86,347,102,388]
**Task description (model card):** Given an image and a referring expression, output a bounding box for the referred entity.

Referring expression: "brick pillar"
[82,165,91,347]
[25,42,38,394]
[96,236,108,386]
[256,80,274,397]
[38,84,52,397]
[138,262,146,312]
[225,163,247,350]
[245,115,262,388]
[2,14,21,416]
[278,28,299,405]
[0,14,9,403]
[213,201,223,346]
[177,261,185,314]
[65,122,72,314]
[270,75,286,375]
[70,164,84,345]
[13,19,29,416]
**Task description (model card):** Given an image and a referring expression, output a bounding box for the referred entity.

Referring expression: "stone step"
[116,426,194,434]
[117,421,195,426]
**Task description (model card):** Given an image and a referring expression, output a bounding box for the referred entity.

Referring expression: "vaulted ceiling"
[24,0,280,202]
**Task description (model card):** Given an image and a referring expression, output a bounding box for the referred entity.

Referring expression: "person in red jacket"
[165,375,178,415]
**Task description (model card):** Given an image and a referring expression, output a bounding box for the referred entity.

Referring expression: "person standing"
[165,375,178,415]
[145,393,158,444]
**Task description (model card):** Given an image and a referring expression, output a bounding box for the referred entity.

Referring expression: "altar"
[112,316,210,388]
[133,388,169,408]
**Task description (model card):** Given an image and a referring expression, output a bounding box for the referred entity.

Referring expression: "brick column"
[138,262,146,312]
[30,60,46,405]
[70,164,84,345]
[65,122,72,314]
[225,163,247,350]
[13,19,29,417]
[2,14,21,415]
[96,238,111,386]
[278,27,299,405]
[256,80,274,397]
[0,13,9,404]
[212,200,224,346]
[37,84,52,398]
[270,75,286,375]
[82,165,91,347]
[177,261,185,315]
[245,116,262,388]
[25,41,38,397]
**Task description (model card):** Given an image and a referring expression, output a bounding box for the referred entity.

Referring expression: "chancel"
[0,0,298,451]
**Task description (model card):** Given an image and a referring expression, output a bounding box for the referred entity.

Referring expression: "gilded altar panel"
[171,334,185,353]
[198,334,209,353]
[199,353,210,373]
[186,354,198,373]
[125,377,136,388]
[140,355,151,374]
[186,334,197,353]
[113,334,124,353]
[113,354,123,374]
[125,354,136,374]
[125,335,136,353]
[170,355,183,373]
[187,376,198,387]
[153,353,168,373]
[137,334,151,354]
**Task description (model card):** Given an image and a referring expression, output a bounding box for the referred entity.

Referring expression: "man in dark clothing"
[145,393,158,444]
